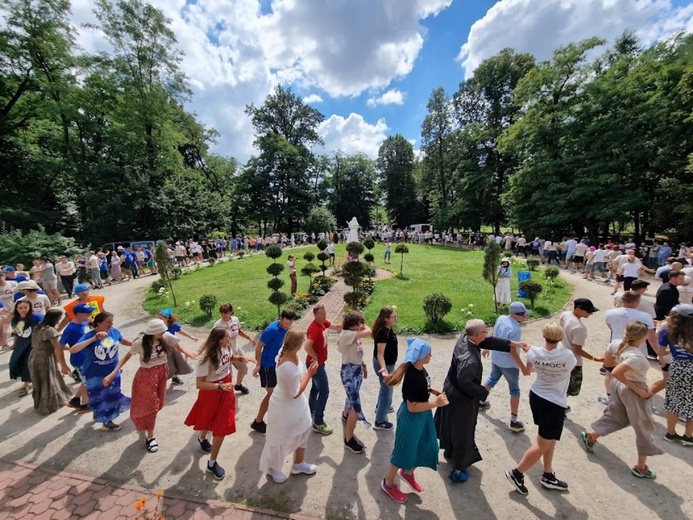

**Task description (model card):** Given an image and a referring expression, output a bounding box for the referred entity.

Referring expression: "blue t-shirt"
[61,320,92,369]
[491,314,522,369]
[659,328,693,361]
[167,322,181,335]
[259,320,289,367]
[78,328,123,378]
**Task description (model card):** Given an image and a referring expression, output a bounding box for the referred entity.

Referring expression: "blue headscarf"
[158,307,173,318]
[404,337,431,364]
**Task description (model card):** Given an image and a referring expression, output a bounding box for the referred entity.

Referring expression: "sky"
[69,0,693,162]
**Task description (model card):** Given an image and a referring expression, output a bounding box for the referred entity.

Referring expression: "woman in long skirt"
[105,319,172,452]
[380,338,448,503]
[495,259,512,308]
[28,309,72,415]
[10,300,43,397]
[70,312,133,431]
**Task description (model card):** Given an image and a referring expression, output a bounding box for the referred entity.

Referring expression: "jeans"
[484,363,521,397]
[373,358,395,423]
[308,363,329,425]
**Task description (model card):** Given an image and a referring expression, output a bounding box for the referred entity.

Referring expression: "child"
[61,303,94,412]
[259,329,319,483]
[10,300,43,397]
[380,338,448,504]
[213,303,256,394]
[185,328,255,480]
[337,311,373,454]
[582,321,663,478]
[157,308,198,385]
[505,323,577,495]
[104,319,173,453]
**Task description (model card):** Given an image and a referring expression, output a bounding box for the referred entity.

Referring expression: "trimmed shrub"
[362,237,375,250]
[545,266,560,280]
[303,251,315,262]
[267,278,285,291]
[526,259,540,271]
[519,280,543,307]
[423,293,453,323]
[344,291,367,309]
[346,241,364,256]
[199,295,218,317]
[266,263,284,277]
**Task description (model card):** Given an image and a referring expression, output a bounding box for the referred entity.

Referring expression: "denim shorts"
[484,364,521,397]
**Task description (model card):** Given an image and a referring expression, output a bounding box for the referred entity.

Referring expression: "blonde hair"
[279,328,305,359]
[384,362,410,387]
[616,321,649,358]
[542,323,564,343]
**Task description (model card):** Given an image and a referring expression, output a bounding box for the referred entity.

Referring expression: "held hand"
[519,342,531,352]
[481,349,490,359]
[307,360,319,376]
[186,350,199,360]
[95,331,107,340]
[103,374,114,387]
[222,382,234,392]
[60,364,71,376]
[593,356,605,363]
[379,368,390,377]
[252,366,260,378]
[435,392,449,407]
[521,365,531,376]
[637,387,652,399]
[243,356,258,365]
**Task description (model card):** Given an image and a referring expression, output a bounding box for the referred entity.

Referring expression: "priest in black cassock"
[435,318,527,482]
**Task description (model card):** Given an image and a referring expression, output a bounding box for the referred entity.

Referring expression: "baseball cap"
[509,302,529,316]
[2,266,15,272]
[73,303,93,315]
[74,284,90,294]
[574,298,599,313]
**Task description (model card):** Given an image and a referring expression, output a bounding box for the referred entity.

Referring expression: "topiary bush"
[171,266,182,279]
[395,244,409,277]
[301,262,321,288]
[303,251,315,262]
[503,252,513,258]
[423,293,453,323]
[266,245,288,317]
[519,279,543,307]
[344,291,367,309]
[527,258,540,271]
[544,266,560,280]
[199,295,218,317]
[346,241,365,258]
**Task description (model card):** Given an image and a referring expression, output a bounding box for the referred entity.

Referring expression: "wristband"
[217,382,222,392]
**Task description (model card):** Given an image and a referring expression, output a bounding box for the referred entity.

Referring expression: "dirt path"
[0,267,691,520]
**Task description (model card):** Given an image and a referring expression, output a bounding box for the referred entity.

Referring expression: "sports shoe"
[66,397,81,409]
[565,406,571,413]
[291,462,317,475]
[381,479,408,503]
[681,436,693,446]
[78,404,90,413]
[449,469,469,483]
[251,420,267,434]
[598,367,607,376]
[397,469,423,492]
[198,435,213,453]
[663,432,683,443]
[509,420,525,433]
[478,400,491,410]
[344,436,364,454]
[312,423,334,435]
[540,472,568,491]
[207,461,225,480]
[581,431,595,453]
[597,396,610,405]
[234,384,250,395]
[505,469,528,495]
[171,376,184,386]
[631,466,656,479]
[70,369,82,383]
[373,421,394,431]
[102,421,121,431]
[267,468,288,483]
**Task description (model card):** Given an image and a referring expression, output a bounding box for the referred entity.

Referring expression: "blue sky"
[70,0,693,161]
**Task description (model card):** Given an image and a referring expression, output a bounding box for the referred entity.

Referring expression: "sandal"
[631,466,656,479]
[18,387,29,397]
[146,438,159,453]
[581,431,595,453]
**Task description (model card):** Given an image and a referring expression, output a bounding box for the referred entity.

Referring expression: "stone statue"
[348,217,360,243]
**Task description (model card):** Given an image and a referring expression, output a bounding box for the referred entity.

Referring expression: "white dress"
[259,360,312,473]
[495,267,512,305]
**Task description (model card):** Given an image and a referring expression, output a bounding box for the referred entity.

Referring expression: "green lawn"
[142,243,572,332]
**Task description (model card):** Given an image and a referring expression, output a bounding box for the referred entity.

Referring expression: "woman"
[104,319,172,452]
[380,338,448,504]
[10,301,43,396]
[184,328,254,480]
[157,308,198,386]
[372,306,398,431]
[70,312,133,431]
[110,251,122,283]
[495,259,512,308]
[581,322,663,478]
[660,304,693,444]
[28,309,72,415]
[260,329,319,483]
[287,255,297,298]
[505,323,577,495]
[618,255,643,291]
[338,311,372,454]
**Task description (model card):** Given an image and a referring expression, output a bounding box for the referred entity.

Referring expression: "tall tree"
[327,153,376,228]
[376,134,421,228]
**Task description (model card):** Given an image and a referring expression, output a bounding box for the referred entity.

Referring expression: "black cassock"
[434,334,511,471]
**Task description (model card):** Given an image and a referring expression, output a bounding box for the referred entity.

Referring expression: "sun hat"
[403,338,431,364]
[145,319,168,335]
[74,284,90,294]
[73,303,94,315]
[157,308,173,319]
[500,258,510,265]
[18,280,41,291]
[672,304,693,318]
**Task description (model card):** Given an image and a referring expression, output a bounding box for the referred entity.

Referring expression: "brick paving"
[0,460,315,520]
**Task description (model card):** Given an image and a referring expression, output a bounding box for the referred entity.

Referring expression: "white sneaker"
[291,462,317,475]
[267,468,288,483]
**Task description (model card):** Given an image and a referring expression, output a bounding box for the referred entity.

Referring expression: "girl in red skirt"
[185,327,256,480]
[104,319,172,452]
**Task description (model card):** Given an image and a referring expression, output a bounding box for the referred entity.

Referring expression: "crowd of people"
[0,238,692,507]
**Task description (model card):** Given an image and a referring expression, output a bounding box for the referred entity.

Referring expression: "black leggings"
[60,275,75,298]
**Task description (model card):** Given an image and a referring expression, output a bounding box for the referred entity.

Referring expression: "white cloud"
[367,88,406,107]
[458,0,693,78]
[302,94,324,104]
[317,114,389,159]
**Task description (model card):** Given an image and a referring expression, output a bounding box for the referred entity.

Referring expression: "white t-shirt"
[129,337,169,368]
[592,249,607,262]
[88,255,99,269]
[527,346,577,408]
[213,316,240,348]
[0,280,17,309]
[621,261,642,277]
[287,260,296,275]
[575,243,589,256]
[606,342,650,384]
[559,311,587,367]
[55,261,75,276]
[604,307,654,356]
[18,294,51,316]
[338,330,364,365]
[196,346,232,382]
[612,293,656,318]
[615,254,632,268]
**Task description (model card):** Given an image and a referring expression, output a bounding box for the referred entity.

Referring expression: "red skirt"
[184,375,236,437]
[130,363,169,432]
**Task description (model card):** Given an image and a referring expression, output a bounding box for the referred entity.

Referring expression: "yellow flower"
[156,491,164,498]
[135,503,143,511]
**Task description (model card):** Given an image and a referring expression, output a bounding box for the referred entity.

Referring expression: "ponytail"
[384,362,410,387]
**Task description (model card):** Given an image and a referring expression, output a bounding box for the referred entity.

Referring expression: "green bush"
[344,291,367,309]
[519,280,543,307]
[199,295,218,317]
[342,261,366,277]
[303,251,315,262]
[423,293,453,323]
[171,266,182,279]
[265,245,283,259]
[268,291,289,307]
[317,252,329,262]
[346,241,364,256]
[0,226,83,266]
[267,278,285,291]
[527,259,540,271]
[266,263,284,276]
[311,275,336,294]
[395,244,409,277]
[544,266,560,279]
[363,253,374,263]
[317,239,328,251]
[362,237,375,250]
[503,252,513,258]
[360,279,375,295]
[151,280,167,293]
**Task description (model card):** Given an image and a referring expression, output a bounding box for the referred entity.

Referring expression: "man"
[480,302,531,432]
[573,240,589,272]
[0,272,17,348]
[326,242,335,266]
[516,235,527,258]
[87,251,102,289]
[559,298,603,409]
[614,279,656,318]
[655,270,684,320]
[2,266,27,283]
[59,283,106,331]
[304,304,342,435]
[251,309,298,433]
[655,257,675,283]
[564,237,577,270]
[38,257,61,305]
[658,242,672,267]
[55,256,76,299]
[62,303,95,411]
[434,319,527,483]
[605,291,657,356]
